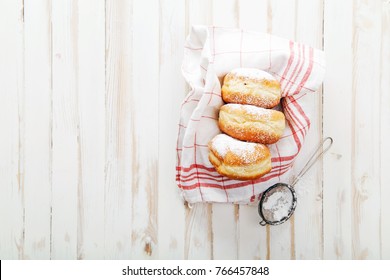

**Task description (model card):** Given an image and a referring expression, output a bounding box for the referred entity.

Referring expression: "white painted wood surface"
[0,0,389,260]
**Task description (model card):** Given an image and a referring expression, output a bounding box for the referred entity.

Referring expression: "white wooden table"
[1,0,389,260]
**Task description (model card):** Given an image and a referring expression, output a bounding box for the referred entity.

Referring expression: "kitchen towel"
[176,26,325,204]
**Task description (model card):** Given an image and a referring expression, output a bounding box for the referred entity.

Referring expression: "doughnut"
[221,68,281,108]
[208,134,272,180]
[218,104,285,144]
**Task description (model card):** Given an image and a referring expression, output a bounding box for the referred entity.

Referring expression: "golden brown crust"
[208,134,272,180]
[218,104,285,144]
[221,68,282,108]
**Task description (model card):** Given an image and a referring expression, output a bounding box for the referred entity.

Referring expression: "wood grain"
[238,0,268,32]
[130,0,159,259]
[23,0,52,260]
[323,0,353,259]
[51,0,79,259]
[104,0,133,259]
[380,0,390,260]
[157,0,186,259]
[351,0,382,259]
[0,0,25,260]
[77,0,105,259]
[185,203,213,259]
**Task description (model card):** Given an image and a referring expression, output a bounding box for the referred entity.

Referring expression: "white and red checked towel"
[176,26,326,204]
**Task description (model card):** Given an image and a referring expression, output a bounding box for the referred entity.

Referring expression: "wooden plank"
[211,201,239,259]
[77,0,105,259]
[0,0,24,260]
[186,0,213,33]
[323,0,353,260]
[212,0,238,27]
[237,0,268,260]
[351,0,382,259]
[51,0,79,259]
[130,0,159,259]
[292,0,324,260]
[380,0,390,260]
[23,0,52,260]
[268,0,296,38]
[157,0,186,259]
[104,0,133,259]
[184,0,214,260]
[238,0,268,32]
[185,204,213,259]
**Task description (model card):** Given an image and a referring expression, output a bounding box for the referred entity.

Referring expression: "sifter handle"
[291,137,333,187]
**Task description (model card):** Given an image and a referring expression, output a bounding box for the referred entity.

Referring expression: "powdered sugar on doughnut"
[224,104,273,120]
[231,68,276,81]
[211,134,258,163]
